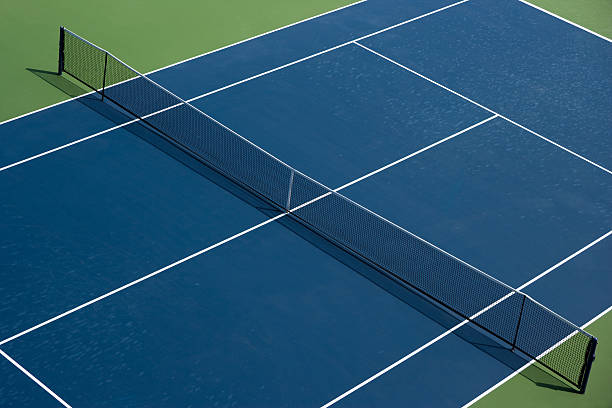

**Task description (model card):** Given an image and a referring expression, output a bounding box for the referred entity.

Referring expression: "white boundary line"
[519,230,612,291]
[0,214,283,346]
[518,0,612,44]
[335,115,497,190]
[0,93,94,127]
[320,229,612,407]
[0,0,471,174]
[4,0,609,184]
[186,0,470,102]
[0,349,72,407]
[0,116,492,346]
[322,289,517,408]
[0,120,138,172]
[142,0,365,75]
[0,0,367,127]
[463,302,612,407]
[322,321,473,408]
[353,42,612,177]
[1,0,605,402]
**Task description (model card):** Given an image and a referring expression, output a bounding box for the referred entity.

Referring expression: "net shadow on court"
[29,35,587,394]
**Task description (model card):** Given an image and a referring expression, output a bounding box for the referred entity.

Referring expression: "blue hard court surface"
[1,0,611,406]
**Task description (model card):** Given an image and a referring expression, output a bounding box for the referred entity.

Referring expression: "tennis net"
[58,26,597,393]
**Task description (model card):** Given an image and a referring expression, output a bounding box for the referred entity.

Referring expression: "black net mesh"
[62,31,109,90]
[59,27,597,393]
[517,299,594,386]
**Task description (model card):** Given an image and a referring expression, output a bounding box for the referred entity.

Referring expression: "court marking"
[16,0,600,132]
[0,349,72,408]
[185,0,470,101]
[518,0,612,44]
[520,230,612,290]
[0,0,471,174]
[1,0,608,404]
[353,42,612,177]
[322,288,521,408]
[321,319,479,408]
[335,115,498,191]
[321,229,612,407]
[463,302,612,407]
[0,214,284,346]
[0,112,595,407]
[0,0,367,127]
[0,119,139,172]
[4,0,610,185]
[0,115,494,346]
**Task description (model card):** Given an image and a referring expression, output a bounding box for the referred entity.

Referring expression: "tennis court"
[1,0,611,407]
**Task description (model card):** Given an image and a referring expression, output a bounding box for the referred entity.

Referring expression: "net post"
[58,26,65,75]
[511,294,527,350]
[578,337,597,394]
[286,169,295,211]
[101,53,108,100]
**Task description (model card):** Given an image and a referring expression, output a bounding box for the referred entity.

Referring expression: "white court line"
[519,230,612,291]
[0,349,72,407]
[0,120,138,172]
[145,0,367,75]
[0,0,367,127]
[322,321,475,408]
[186,0,470,102]
[0,214,283,346]
[501,117,612,177]
[142,0,367,76]
[321,229,612,407]
[335,114,498,191]
[0,115,492,346]
[0,92,96,127]
[353,42,612,177]
[518,0,612,44]
[0,0,470,173]
[0,88,208,173]
[322,290,517,408]
[463,302,612,408]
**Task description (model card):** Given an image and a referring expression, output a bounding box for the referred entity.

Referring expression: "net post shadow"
[26,68,133,127]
